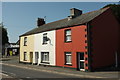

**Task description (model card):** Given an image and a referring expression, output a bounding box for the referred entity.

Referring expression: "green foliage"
[0,23,9,45]
[103,4,120,23]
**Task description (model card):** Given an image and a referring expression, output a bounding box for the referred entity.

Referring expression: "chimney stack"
[68,8,82,20]
[37,18,45,27]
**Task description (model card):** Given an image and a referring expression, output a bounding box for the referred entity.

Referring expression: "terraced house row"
[19,7,120,71]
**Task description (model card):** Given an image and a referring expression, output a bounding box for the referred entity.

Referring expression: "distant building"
[6,40,20,56]
[19,7,120,71]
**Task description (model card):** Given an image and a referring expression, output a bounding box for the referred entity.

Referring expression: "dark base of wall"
[19,61,32,64]
[38,64,54,67]
[56,66,77,70]
[33,63,37,65]
[19,61,90,72]
[93,64,120,72]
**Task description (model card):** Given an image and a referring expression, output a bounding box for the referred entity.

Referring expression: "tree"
[103,4,120,23]
[0,23,9,46]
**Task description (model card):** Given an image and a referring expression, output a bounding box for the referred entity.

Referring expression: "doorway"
[77,52,85,71]
[35,52,39,64]
[30,52,33,63]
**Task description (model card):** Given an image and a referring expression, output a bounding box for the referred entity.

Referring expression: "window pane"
[67,55,71,63]
[65,52,72,64]
[43,33,48,44]
[80,53,84,60]
[80,62,84,69]
[66,36,71,41]
[43,55,45,61]
[41,52,49,62]
[66,30,71,35]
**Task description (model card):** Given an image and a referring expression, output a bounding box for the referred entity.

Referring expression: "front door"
[30,52,33,63]
[35,52,39,64]
[77,52,85,71]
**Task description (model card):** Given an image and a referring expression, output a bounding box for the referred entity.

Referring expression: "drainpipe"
[115,51,118,68]
[86,22,93,72]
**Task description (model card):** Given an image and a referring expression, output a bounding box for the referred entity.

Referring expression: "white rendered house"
[33,30,56,66]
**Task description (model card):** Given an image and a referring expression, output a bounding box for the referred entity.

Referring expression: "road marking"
[1,63,107,78]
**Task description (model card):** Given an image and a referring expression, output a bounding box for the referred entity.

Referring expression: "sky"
[2,2,118,43]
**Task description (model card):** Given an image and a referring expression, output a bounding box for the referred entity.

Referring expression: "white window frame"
[43,33,48,44]
[41,52,49,63]
[65,52,72,65]
[24,37,27,46]
[78,52,85,71]
[65,29,72,42]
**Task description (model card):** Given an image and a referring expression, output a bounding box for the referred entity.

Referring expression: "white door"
[35,52,39,63]
[77,52,85,71]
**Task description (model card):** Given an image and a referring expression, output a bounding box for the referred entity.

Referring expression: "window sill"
[64,63,72,66]
[42,43,47,45]
[65,41,72,43]
[41,61,50,64]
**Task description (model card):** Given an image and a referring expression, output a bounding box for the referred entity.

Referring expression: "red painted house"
[56,7,120,71]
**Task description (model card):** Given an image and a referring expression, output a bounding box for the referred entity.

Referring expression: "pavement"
[0,56,120,79]
[0,72,12,78]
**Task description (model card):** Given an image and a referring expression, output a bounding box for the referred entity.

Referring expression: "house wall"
[34,30,56,66]
[20,35,34,63]
[56,25,88,69]
[90,8,119,70]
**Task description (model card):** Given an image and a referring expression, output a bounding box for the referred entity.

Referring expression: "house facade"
[56,25,88,71]
[20,7,120,71]
[20,35,34,63]
[34,30,56,65]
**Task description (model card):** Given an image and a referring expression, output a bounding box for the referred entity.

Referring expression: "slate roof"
[20,7,110,37]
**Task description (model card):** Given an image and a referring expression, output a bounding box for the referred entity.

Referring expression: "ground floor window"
[24,52,27,61]
[41,52,49,63]
[65,52,72,65]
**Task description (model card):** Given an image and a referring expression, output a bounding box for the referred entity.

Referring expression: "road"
[2,65,119,80]
[2,64,79,78]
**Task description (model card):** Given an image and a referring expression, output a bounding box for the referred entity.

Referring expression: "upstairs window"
[65,29,71,42]
[24,37,27,46]
[43,33,48,44]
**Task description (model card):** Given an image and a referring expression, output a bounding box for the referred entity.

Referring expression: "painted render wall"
[34,30,56,66]
[20,35,34,63]
[56,25,88,69]
[90,8,119,70]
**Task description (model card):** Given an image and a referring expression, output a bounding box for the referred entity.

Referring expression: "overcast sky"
[2,2,118,43]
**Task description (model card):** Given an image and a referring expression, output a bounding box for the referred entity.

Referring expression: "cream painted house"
[20,35,34,63]
[20,18,56,65]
